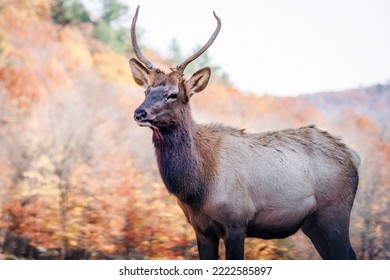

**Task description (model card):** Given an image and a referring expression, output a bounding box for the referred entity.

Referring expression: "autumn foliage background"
[0,1,389,260]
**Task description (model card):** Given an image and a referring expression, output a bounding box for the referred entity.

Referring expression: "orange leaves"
[0,3,56,53]
[0,67,46,109]
[2,196,58,248]
[121,181,199,259]
[355,115,379,135]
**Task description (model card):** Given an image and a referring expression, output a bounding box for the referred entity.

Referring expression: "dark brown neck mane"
[152,108,207,208]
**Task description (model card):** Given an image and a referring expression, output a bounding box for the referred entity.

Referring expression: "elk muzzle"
[134,106,154,128]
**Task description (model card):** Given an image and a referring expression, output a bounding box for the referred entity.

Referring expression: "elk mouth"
[136,119,154,128]
[134,110,155,127]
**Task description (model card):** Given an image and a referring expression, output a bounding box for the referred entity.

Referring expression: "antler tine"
[131,6,156,71]
[175,11,221,73]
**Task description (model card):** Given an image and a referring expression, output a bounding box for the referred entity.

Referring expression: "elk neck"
[152,107,208,209]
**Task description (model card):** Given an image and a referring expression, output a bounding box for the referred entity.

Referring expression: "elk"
[130,6,359,260]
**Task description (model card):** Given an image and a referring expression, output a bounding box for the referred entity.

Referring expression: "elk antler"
[175,11,222,73]
[131,6,158,71]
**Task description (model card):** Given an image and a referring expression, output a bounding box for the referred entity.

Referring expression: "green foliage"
[93,0,129,53]
[51,0,90,25]
[94,20,128,53]
[50,0,130,53]
[100,0,128,25]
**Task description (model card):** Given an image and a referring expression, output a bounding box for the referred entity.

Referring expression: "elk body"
[130,7,359,260]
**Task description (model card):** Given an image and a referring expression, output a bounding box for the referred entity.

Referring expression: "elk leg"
[302,218,332,259]
[224,227,245,260]
[195,231,219,260]
[323,228,356,259]
[311,210,356,260]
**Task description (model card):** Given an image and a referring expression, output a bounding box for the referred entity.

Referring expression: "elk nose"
[134,108,147,121]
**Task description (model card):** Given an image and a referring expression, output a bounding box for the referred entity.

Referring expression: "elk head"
[130,6,221,132]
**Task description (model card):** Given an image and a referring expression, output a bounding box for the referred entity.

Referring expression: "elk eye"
[167,93,178,100]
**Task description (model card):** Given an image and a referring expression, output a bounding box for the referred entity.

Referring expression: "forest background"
[0,0,389,260]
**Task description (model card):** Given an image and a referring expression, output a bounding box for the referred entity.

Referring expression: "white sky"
[87,0,390,96]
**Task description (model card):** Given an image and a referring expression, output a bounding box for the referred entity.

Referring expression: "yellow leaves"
[160,213,174,218]
[156,236,170,243]
[68,239,78,247]
[92,52,133,85]
[34,154,56,171]
[19,154,61,198]
[57,26,92,71]
[8,0,51,19]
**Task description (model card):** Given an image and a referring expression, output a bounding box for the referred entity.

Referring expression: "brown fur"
[151,71,182,88]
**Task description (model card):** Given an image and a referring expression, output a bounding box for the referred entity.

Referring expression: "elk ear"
[129,58,150,88]
[185,67,211,98]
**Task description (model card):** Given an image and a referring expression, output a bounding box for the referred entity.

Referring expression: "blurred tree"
[339,114,390,260]
[0,73,141,258]
[168,38,184,66]
[51,0,90,25]
[93,0,129,53]
[357,140,390,259]
[94,20,127,52]
[51,0,129,53]
[100,0,128,25]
